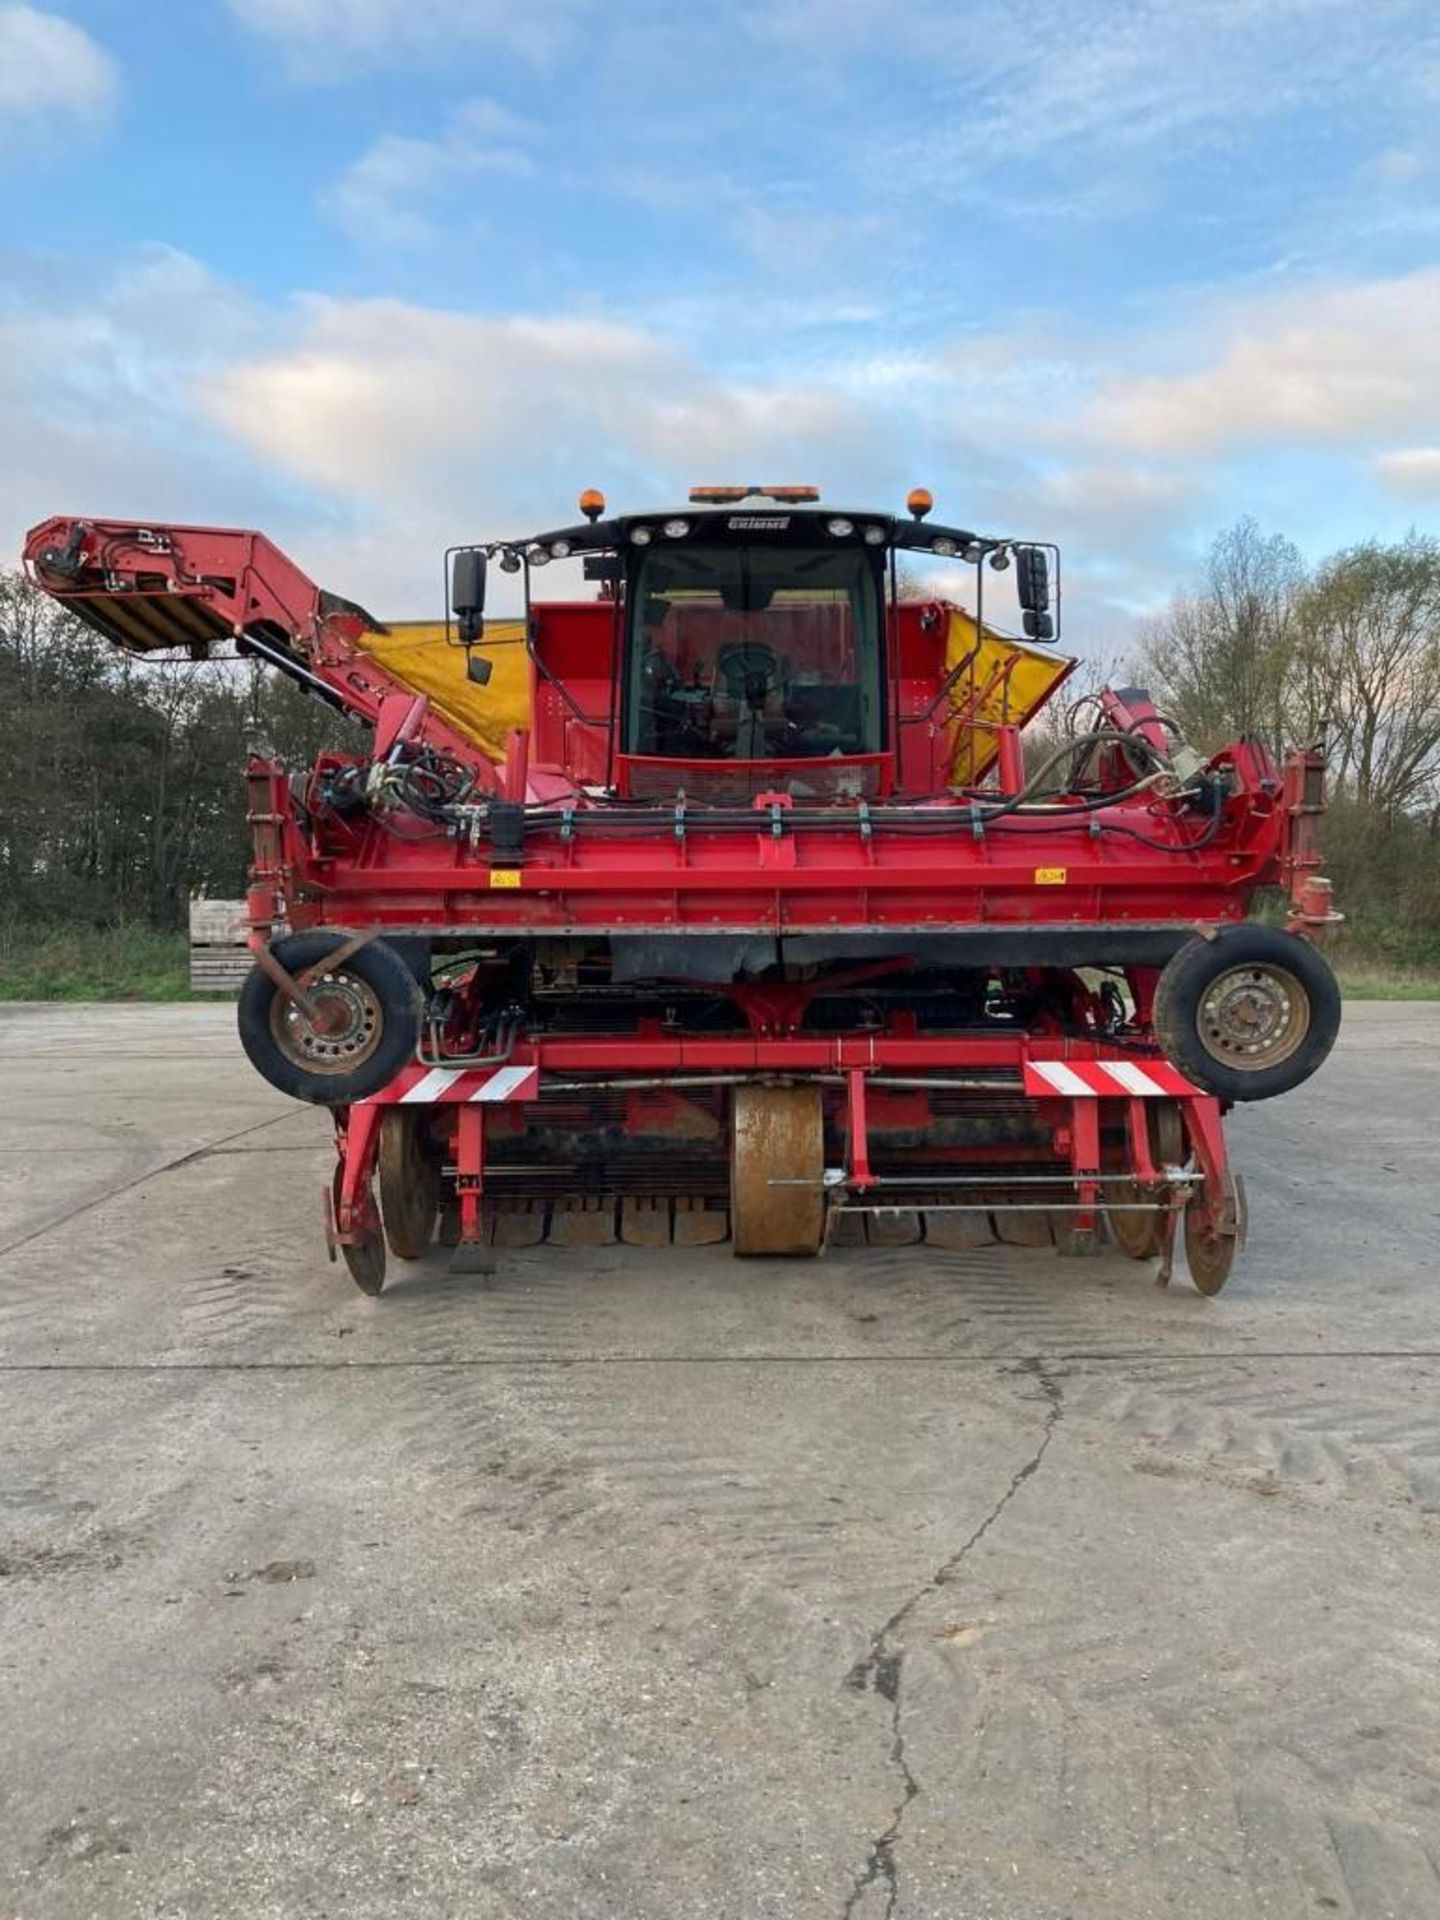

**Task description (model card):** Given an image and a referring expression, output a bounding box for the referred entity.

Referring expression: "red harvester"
[24,485,1342,1294]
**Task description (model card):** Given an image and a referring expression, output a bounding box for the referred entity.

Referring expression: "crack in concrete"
[840,1358,1063,1918]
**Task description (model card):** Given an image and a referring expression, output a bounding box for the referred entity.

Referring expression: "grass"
[0,924,192,1002]
[1334,970,1440,1000]
[1329,925,1440,998]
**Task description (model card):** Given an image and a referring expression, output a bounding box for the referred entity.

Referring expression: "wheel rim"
[269,968,385,1078]
[1197,963,1310,1073]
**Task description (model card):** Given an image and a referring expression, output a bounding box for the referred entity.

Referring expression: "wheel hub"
[271,972,383,1074]
[1199,964,1308,1069]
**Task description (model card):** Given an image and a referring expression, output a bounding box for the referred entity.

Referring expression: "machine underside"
[300,930,1249,1294]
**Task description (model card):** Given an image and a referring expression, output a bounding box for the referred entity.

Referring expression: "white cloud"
[194,292,1233,619]
[226,0,582,68]
[0,5,116,134]
[13,242,1440,627]
[1363,146,1426,183]
[1075,270,1440,458]
[322,100,532,244]
[204,296,873,516]
[2,258,888,616]
[1002,463,1204,552]
[731,203,889,282]
[747,0,1407,173]
[0,249,286,570]
[193,296,898,608]
[1374,447,1440,499]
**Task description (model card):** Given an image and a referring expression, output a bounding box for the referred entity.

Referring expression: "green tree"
[0,571,356,934]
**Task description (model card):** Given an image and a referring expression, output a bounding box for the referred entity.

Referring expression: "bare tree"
[1297,535,1440,817]
[1139,519,1308,751]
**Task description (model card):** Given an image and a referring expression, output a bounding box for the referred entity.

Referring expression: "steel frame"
[325,1029,1230,1265]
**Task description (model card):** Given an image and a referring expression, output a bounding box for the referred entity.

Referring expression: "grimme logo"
[727,516,790,530]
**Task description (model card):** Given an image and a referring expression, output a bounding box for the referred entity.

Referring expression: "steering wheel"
[717,641,780,698]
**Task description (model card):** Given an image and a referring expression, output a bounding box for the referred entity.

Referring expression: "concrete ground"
[0,1003,1437,1920]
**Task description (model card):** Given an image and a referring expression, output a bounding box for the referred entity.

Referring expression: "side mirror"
[1022,610,1055,641]
[452,548,487,644]
[1015,545,1050,616]
[466,653,493,685]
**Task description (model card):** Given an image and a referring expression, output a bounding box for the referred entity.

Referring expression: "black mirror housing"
[1016,545,1050,614]
[466,653,493,685]
[1022,609,1055,641]
[452,548,487,644]
[453,547,487,611]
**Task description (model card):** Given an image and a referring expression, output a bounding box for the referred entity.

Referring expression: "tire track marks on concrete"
[1065,1361,1440,1512]
[830,1243,1170,1360]
[378,1356,929,1614]
[379,1256,632,1365]
[178,1259,298,1347]
[0,1110,296,1267]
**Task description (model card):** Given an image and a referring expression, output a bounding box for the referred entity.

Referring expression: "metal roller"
[1107,1100,1183,1261]
[377,1109,440,1260]
[729,1084,825,1257]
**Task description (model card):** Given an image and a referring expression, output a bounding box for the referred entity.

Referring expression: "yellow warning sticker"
[1034,867,1068,885]
[488,868,522,889]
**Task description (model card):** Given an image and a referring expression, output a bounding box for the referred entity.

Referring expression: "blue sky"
[4,0,1440,635]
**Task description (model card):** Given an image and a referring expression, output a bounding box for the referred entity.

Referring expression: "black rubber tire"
[237,930,423,1105]
[1153,926,1340,1103]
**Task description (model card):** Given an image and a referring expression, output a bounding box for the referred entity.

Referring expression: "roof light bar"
[688,483,822,505]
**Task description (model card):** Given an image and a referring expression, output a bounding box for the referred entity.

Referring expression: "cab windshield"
[624,543,883,761]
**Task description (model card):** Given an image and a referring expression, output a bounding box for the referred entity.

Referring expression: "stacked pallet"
[189,898,249,993]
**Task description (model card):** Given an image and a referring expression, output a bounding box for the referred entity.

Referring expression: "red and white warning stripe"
[381,1063,540,1105]
[1024,1058,1198,1099]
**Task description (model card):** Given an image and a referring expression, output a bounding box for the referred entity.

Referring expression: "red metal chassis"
[22,516,1332,941]
[326,1030,1231,1279]
[22,514,1319,1282]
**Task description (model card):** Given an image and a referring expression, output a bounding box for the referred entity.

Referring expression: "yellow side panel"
[945,609,1073,786]
[355,620,531,763]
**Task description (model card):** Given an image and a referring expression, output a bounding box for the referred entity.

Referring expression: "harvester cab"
[23,487,1343,1295]
[448,483,1065,805]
